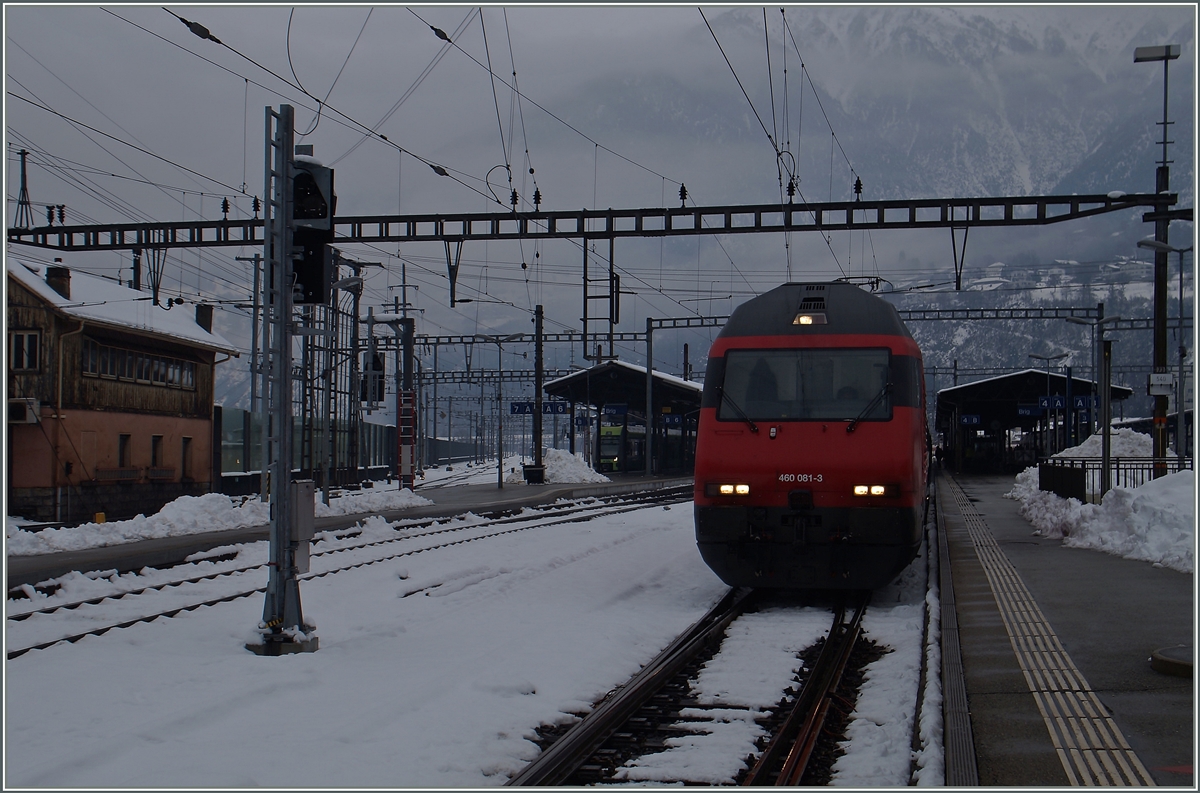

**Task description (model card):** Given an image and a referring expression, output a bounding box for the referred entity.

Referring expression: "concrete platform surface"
[943,472,1193,787]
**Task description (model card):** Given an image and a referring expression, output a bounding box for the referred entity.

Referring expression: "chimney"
[46,259,70,300]
[195,303,213,333]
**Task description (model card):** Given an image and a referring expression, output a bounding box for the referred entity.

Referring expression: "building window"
[151,435,164,467]
[181,437,193,479]
[118,434,131,468]
[79,338,196,390]
[10,331,40,371]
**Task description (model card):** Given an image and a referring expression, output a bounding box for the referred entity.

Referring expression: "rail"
[506,587,757,785]
[742,592,871,786]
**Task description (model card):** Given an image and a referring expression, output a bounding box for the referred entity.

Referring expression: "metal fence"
[1039,457,1193,502]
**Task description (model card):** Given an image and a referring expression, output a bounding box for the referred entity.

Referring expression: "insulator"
[252,196,261,215]
[511,189,519,207]
[786,178,796,199]
[679,183,688,206]
[533,188,542,208]
[221,197,230,217]
[47,206,54,225]
[57,205,65,223]
[854,176,863,199]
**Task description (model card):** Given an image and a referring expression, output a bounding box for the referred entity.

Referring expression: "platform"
[6,474,692,589]
[939,472,1193,786]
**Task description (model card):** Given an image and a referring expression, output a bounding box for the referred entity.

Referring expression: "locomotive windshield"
[718,348,891,422]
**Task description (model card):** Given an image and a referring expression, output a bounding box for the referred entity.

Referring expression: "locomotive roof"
[719,282,912,339]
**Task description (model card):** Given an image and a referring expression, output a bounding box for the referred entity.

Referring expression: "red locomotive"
[693,282,928,589]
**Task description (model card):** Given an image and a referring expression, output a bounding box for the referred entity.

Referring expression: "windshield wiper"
[718,386,758,433]
[846,382,892,433]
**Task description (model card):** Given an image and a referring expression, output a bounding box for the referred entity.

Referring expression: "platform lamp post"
[1134,43,1180,474]
[1066,314,1121,435]
[1138,238,1192,469]
[1030,353,1068,456]
[475,333,523,488]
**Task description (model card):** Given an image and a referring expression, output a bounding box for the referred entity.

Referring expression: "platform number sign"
[543,402,570,415]
[960,414,981,426]
[510,401,536,415]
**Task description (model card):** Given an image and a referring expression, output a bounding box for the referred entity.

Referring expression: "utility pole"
[530,304,545,482]
[1135,43,1181,474]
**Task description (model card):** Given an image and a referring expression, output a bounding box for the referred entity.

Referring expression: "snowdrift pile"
[1006,431,1194,573]
[7,487,431,557]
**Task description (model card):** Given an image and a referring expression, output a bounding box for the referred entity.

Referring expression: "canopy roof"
[544,360,702,416]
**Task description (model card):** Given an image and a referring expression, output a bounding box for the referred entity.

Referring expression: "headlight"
[853,484,899,497]
[706,483,751,497]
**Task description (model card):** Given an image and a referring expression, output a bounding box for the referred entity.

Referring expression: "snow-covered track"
[742,592,870,785]
[6,489,692,660]
[507,587,758,786]
[509,590,874,787]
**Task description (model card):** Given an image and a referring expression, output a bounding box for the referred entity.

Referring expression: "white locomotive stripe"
[946,479,1156,787]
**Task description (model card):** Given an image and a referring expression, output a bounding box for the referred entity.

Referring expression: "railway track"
[6,487,691,660]
[507,590,872,786]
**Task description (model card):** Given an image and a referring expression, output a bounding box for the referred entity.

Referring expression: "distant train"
[693,282,928,589]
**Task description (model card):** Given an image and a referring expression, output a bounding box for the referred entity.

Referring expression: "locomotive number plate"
[777,473,823,483]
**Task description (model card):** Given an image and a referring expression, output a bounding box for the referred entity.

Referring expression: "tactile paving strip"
[946,478,1156,786]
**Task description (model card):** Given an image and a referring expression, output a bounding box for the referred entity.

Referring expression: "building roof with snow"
[7,260,238,355]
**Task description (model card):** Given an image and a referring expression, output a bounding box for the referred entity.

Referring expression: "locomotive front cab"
[694,341,926,589]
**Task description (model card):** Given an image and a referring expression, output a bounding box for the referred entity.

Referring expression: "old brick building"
[7,260,238,524]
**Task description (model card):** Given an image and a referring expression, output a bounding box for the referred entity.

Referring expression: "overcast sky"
[5,4,1195,370]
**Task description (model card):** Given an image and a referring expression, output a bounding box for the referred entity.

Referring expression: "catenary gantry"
[7,193,1176,252]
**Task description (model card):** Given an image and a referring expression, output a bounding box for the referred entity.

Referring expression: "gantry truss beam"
[414,369,574,385]
[7,192,1175,252]
[898,307,1100,321]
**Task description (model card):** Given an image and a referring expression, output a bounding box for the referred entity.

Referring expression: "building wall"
[7,273,225,525]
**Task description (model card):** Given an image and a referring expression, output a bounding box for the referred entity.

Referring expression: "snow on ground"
[424,450,609,486]
[5,504,730,787]
[5,450,608,557]
[5,499,940,788]
[5,488,431,557]
[1006,431,1195,573]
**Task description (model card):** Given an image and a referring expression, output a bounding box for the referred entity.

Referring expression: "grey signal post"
[248,104,318,656]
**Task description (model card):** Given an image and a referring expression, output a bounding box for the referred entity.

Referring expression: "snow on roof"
[936,367,1086,395]
[7,261,238,355]
[544,359,703,392]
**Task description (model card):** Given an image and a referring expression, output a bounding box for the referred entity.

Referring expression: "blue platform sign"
[543,402,570,415]
[1017,405,1044,417]
[574,415,589,427]
[1038,395,1066,409]
[961,414,981,425]
[510,401,536,415]
[603,403,628,416]
[1073,396,1095,410]
[661,413,683,427]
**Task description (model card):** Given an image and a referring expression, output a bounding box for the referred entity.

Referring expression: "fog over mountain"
[3,5,1190,417]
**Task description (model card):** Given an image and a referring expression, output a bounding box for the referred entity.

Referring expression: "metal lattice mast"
[252,104,314,652]
[14,149,35,230]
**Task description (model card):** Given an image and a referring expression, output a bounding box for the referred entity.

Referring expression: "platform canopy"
[935,368,1133,435]
[544,360,702,416]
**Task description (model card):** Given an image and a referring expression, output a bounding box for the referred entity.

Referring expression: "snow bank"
[7,487,431,557]
[542,448,611,484]
[1006,466,1194,574]
[1052,427,1154,459]
[313,487,431,517]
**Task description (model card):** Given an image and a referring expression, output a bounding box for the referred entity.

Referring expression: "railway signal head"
[290,157,336,303]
